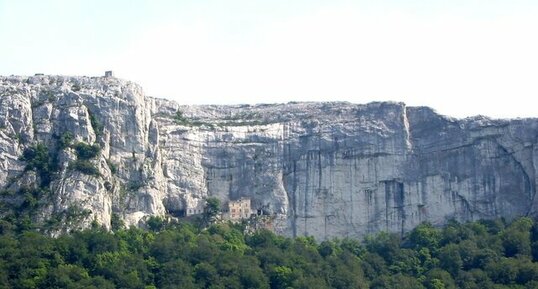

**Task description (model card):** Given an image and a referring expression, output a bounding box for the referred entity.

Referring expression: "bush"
[74,142,101,160]
[87,110,104,137]
[146,216,165,232]
[20,143,58,186]
[171,110,214,128]
[126,181,144,191]
[58,132,73,149]
[19,187,47,211]
[111,213,124,231]
[174,110,188,124]
[21,143,49,171]
[70,160,100,176]
[106,160,118,174]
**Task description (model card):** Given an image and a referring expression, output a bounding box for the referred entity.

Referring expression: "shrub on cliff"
[70,160,100,176]
[74,142,101,160]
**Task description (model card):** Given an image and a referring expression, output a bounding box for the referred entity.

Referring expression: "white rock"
[1,75,538,240]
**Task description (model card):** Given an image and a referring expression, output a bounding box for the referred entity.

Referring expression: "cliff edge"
[1,75,537,239]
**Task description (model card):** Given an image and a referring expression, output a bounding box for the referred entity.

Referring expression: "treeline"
[1,216,538,288]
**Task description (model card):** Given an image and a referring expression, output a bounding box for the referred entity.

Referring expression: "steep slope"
[1,75,537,239]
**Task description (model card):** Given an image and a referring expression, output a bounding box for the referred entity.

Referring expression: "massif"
[1,75,537,239]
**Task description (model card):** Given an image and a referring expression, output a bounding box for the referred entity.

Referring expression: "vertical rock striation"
[1,75,537,239]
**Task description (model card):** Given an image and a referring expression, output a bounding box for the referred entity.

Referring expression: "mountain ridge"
[1,74,537,239]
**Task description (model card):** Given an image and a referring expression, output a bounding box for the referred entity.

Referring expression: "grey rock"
[1,75,537,239]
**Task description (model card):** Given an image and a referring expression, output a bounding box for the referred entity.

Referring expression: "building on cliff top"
[104,71,114,77]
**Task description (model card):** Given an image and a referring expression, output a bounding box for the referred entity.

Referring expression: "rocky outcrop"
[1,75,537,239]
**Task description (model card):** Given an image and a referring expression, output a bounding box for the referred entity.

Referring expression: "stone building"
[225,197,253,221]
[185,202,205,216]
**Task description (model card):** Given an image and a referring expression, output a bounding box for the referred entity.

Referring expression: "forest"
[1,214,538,289]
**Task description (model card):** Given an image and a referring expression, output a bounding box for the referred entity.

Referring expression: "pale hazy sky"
[1,0,537,118]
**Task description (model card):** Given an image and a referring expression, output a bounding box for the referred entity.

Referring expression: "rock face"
[1,75,537,239]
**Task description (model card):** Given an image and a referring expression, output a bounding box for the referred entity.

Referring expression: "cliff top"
[1,74,534,126]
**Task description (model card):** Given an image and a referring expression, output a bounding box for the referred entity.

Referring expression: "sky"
[1,0,537,118]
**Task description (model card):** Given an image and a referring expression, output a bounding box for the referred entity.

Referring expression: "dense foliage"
[20,143,58,186]
[87,109,104,137]
[1,217,538,288]
[69,142,101,176]
[69,159,100,176]
[73,142,101,160]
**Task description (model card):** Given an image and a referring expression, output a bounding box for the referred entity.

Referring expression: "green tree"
[156,260,195,289]
[371,274,425,289]
[146,216,165,232]
[501,218,533,257]
[269,266,295,289]
[424,268,457,289]
[203,197,221,226]
[20,143,57,185]
[194,262,219,289]
[73,142,101,160]
[110,213,124,231]
[41,264,90,288]
[409,222,441,251]
[438,244,463,275]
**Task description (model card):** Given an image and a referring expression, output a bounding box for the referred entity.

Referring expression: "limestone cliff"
[1,75,537,239]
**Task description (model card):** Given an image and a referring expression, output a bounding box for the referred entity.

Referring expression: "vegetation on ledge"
[20,143,59,186]
[169,110,215,128]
